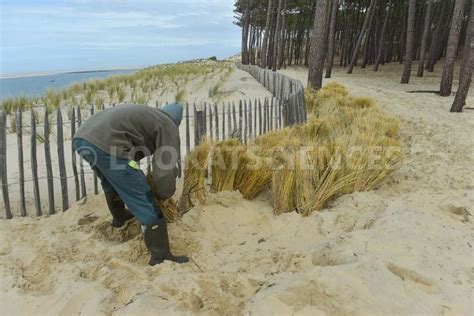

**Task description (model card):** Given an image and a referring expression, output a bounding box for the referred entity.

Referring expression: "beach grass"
[181,82,403,216]
[1,60,231,117]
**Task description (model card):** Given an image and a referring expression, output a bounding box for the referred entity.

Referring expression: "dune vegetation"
[0,61,234,117]
[181,82,402,215]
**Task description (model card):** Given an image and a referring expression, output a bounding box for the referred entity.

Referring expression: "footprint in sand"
[440,204,471,223]
[385,262,439,294]
[16,257,55,295]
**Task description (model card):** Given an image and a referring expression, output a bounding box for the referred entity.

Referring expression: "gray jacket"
[74,104,180,200]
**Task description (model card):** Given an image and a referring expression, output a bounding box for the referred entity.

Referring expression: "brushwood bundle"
[146,170,179,222]
[181,82,402,216]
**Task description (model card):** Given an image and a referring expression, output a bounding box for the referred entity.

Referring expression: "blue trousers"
[73,138,161,225]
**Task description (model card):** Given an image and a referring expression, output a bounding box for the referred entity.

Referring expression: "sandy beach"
[2,62,273,216]
[0,62,473,315]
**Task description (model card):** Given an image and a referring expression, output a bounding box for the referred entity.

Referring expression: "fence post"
[203,102,207,138]
[258,99,262,135]
[278,98,282,130]
[208,103,213,140]
[286,95,292,126]
[16,110,26,216]
[296,90,301,124]
[77,106,86,198]
[227,102,232,138]
[30,109,41,216]
[275,98,279,130]
[294,92,300,124]
[271,72,274,95]
[301,89,307,123]
[293,93,300,124]
[193,103,199,147]
[290,94,295,126]
[254,98,258,136]
[222,102,226,140]
[248,100,253,140]
[71,108,80,202]
[214,104,219,141]
[293,94,298,125]
[270,97,274,131]
[44,110,55,214]
[56,108,69,211]
[0,111,12,219]
[238,100,243,142]
[90,105,98,195]
[300,90,306,123]
[263,98,268,134]
[243,100,247,144]
[196,110,205,145]
[185,102,190,154]
[232,102,237,138]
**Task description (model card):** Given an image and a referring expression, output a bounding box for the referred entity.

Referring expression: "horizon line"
[0,67,140,80]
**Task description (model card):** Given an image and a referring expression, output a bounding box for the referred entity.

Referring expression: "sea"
[0,69,137,101]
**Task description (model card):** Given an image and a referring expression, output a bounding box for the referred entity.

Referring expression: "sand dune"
[0,63,473,315]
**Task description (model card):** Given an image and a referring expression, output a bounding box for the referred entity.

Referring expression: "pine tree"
[440,0,467,96]
[308,0,330,90]
[417,0,433,77]
[401,0,416,84]
[451,4,474,112]
[325,0,340,78]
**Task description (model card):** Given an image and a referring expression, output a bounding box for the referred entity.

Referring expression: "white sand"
[0,63,473,315]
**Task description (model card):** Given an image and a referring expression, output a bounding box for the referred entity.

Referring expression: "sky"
[0,0,240,74]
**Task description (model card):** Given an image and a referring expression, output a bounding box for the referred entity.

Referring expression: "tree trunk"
[401,0,416,84]
[272,0,283,71]
[260,0,274,68]
[417,0,433,77]
[361,1,377,69]
[325,0,339,78]
[440,0,467,96]
[241,0,251,65]
[451,6,474,112]
[267,2,278,69]
[374,2,391,71]
[398,4,408,63]
[427,0,450,72]
[278,0,287,69]
[288,29,294,66]
[459,4,473,82]
[347,0,377,74]
[308,0,330,90]
[249,25,257,65]
[304,29,311,66]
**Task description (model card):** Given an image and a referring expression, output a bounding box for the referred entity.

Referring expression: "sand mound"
[1,187,472,315]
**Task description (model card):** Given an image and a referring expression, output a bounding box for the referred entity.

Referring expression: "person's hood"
[161,102,183,126]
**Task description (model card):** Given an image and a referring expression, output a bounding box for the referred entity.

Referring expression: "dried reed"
[210,139,244,192]
[234,150,272,199]
[178,141,212,211]
[146,170,179,222]
[180,82,402,217]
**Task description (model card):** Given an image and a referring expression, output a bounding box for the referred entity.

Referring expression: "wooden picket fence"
[0,64,307,219]
[236,63,306,125]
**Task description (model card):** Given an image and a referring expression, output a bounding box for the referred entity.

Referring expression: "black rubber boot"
[104,191,134,227]
[144,218,189,266]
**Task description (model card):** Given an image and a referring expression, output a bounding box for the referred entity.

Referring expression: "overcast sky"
[0,0,240,74]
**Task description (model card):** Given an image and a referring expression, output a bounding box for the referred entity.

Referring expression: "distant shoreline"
[0,68,137,80]
[0,68,138,100]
